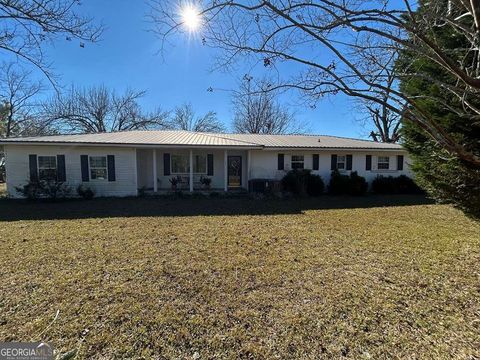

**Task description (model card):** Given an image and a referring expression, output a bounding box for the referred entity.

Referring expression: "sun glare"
[181,5,201,32]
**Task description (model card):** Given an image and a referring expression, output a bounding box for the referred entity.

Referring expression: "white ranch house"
[1,130,412,197]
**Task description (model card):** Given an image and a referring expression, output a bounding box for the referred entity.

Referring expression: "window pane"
[90,156,107,168]
[39,169,57,181]
[377,156,390,170]
[291,155,304,170]
[194,154,206,173]
[291,155,304,162]
[38,156,56,169]
[91,168,107,180]
[337,155,346,169]
[292,162,304,170]
[171,155,189,173]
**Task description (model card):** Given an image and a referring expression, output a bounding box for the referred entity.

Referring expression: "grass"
[0,196,479,359]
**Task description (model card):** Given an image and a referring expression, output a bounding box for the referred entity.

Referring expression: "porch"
[135,148,251,193]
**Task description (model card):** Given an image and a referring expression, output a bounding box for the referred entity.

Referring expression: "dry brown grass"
[0,196,479,359]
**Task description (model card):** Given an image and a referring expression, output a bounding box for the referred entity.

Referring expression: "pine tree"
[398,0,480,218]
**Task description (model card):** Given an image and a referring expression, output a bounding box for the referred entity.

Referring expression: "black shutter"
[80,155,89,182]
[313,154,319,170]
[366,155,372,171]
[278,154,284,170]
[107,155,116,182]
[29,154,38,181]
[330,154,337,170]
[346,155,353,170]
[57,155,66,182]
[207,154,214,176]
[397,155,404,170]
[163,153,171,176]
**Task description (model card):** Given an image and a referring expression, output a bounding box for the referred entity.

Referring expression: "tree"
[398,0,480,218]
[169,103,225,132]
[150,0,480,167]
[359,68,402,143]
[44,85,170,133]
[232,76,304,134]
[0,62,49,138]
[0,0,101,82]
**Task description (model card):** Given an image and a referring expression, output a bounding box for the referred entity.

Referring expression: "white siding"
[5,145,137,198]
[249,150,413,184]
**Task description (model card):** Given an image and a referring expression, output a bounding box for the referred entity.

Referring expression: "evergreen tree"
[398,0,480,218]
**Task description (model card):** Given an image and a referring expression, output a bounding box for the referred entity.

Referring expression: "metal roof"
[0,130,404,150]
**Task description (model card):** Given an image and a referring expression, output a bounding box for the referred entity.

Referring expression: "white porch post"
[247,150,251,182]
[189,149,194,192]
[224,149,228,192]
[152,149,157,193]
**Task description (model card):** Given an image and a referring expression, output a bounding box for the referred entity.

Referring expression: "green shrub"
[328,170,350,195]
[348,171,368,195]
[16,180,72,201]
[281,169,325,196]
[328,170,367,196]
[372,175,423,194]
[77,184,95,200]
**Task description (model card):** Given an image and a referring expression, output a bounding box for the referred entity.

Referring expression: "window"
[377,156,390,170]
[337,155,346,170]
[171,154,207,174]
[38,156,57,180]
[193,154,207,173]
[90,156,107,180]
[291,155,304,170]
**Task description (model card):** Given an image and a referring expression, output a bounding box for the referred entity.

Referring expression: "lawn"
[0,196,479,359]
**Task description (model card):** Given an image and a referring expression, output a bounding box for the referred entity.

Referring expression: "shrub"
[200,176,212,189]
[328,170,367,196]
[77,184,95,200]
[16,180,72,201]
[281,169,324,196]
[328,170,350,195]
[372,175,423,194]
[348,171,368,196]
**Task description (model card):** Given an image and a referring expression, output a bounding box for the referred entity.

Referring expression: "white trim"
[189,150,193,193]
[224,149,228,192]
[134,148,138,196]
[153,149,157,192]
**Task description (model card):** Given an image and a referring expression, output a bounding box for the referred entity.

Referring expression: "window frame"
[171,153,208,175]
[336,155,346,170]
[89,155,108,181]
[37,155,57,181]
[291,155,305,170]
[377,156,390,170]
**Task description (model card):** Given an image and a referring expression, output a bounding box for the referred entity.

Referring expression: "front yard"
[0,196,478,359]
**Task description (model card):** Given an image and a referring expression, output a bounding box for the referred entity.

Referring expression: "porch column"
[224,149,228,192]
[189,149,194,192]
[152,149,157,193]
[247,150,251,182]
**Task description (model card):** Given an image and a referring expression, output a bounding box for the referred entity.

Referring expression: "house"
[0,130,412,197]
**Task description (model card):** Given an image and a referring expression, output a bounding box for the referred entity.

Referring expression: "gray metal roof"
[0,130,404,150]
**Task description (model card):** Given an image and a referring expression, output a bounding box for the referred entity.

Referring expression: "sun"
[180,4,202,32]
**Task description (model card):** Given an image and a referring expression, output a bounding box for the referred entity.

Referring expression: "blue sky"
[16,1,369,138]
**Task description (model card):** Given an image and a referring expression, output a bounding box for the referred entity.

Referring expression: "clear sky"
[20,0,370,138]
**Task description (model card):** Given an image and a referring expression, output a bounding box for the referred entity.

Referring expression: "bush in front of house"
[281,169,325,196]
[328,170,368,196]
[77,184,95,199]
[16,180,72,201]
[371,175,423,194]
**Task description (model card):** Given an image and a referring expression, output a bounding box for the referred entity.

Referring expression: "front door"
[228,156,242,187]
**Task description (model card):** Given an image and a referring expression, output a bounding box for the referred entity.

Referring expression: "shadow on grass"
[0,194,435,221]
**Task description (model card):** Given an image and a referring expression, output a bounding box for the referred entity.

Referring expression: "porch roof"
[1,130,404,150]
